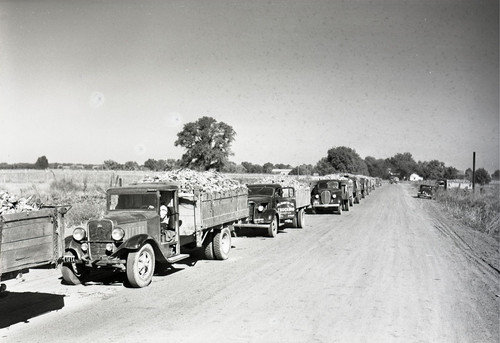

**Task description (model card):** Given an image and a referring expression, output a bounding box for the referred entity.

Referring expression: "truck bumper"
[312,204,340,209]
[62,255,126,267]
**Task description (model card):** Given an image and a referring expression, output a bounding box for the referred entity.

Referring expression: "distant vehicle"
[417,185,435,199]
[436,179,472,190]
[390,177,399,184]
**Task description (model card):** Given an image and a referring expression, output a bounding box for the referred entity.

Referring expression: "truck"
[310,179,346,214]
[1,205,70,291]
[339,179,354,211]
[359,177,370,198]
[345,175,362,204]
[233,183,310,237]
[61,182,248,288]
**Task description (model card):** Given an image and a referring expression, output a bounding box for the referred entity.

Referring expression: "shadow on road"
[0,290,65,328]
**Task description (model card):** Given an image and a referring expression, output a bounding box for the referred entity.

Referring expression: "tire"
[345,200,350,211]
[355,195,360,204]
[61,251,88,285]
[61,263,87,285]
[349,198,353,206]
[292,214,298,228]
[296,209,305,228]
[267,216,278,238]
[337,205,342,215]
[213,228,231,260]
[202,231,215,260]
[126,243,155,288]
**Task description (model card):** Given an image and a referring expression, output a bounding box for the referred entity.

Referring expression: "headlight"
[315,194,319,199]
[332,194,337,199]
[111,227,125,241]
[257,205,264,212]
[73,227,86,241]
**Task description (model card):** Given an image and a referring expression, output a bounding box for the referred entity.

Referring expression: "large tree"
[175,116,236,171]
[34,155,49,169]
[322,146,368,175]
[386,152,418,179]
[475,168,491,185]
[365,156,388,178]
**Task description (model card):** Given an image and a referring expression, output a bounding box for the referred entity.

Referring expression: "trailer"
[0,206,70,290]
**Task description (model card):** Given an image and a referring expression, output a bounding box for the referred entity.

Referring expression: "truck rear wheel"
[126,243,155,288]
[296,209,305,228]
[267,216,278,238]
[213,227,231,260]
[203,231,215,260]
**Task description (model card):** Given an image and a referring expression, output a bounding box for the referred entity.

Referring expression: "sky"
[0,0,498,173]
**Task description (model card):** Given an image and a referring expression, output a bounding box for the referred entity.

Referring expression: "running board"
[166,254,190,264]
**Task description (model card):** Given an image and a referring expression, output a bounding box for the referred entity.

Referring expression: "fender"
[64,236,83,258]
[115,234,151,251]
[112,234,170,263]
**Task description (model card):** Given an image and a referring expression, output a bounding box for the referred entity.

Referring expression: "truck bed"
[294,188,311,209]
[178,188,248,238]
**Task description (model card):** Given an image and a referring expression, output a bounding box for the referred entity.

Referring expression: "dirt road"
[1,183,498,342]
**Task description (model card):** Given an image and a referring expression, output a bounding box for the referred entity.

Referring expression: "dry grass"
[433,184,500,237]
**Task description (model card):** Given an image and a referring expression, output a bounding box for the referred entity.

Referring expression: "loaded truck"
[310,178,352,214]
[233,183,310,237]
[1,205,70,291]
[62,182,248,288]
[345,175,362,204]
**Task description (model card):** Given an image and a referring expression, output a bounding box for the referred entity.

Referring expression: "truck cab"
[62,182,188,288]
[310,179,343,214]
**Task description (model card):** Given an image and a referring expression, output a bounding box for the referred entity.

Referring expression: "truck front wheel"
[61,251,88,285]
[126,243,155,288]
[344,200,350,211]
[213,227,231,260]
[267,216,278,238]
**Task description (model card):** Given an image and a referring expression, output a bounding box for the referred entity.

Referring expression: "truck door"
[276,187,296,221]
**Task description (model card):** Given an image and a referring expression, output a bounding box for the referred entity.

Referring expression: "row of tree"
[1,117,498,185]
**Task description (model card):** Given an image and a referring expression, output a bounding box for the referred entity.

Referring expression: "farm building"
[410,173,423,181]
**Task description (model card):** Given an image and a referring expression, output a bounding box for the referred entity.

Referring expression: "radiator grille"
[320,191,331,204]
[87,219,113,258]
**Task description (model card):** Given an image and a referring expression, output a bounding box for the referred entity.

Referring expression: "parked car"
[417,185,435,199]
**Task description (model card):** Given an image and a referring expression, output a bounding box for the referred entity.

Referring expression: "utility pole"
[472,152,476,192]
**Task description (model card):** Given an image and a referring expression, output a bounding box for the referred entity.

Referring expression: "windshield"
[108,193,158,211]
[317,181,339,189]
[248,186,275,196]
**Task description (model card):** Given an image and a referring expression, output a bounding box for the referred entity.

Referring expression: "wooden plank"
[1,208,54,223]
[2,215,53,230]
[1,235,53,252]
[0,241,53,273]
[1,221,52,244]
